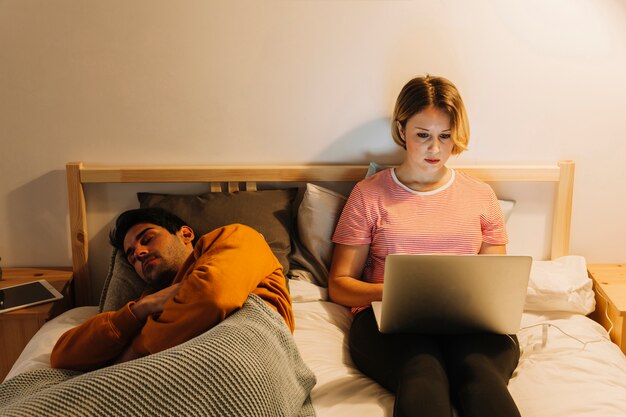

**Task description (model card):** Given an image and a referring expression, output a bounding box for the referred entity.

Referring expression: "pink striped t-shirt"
[332,168,508,284]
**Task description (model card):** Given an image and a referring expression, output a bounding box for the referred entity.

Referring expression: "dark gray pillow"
[137,189,297,274]
[99,249,148,312]
[100,189,297,312]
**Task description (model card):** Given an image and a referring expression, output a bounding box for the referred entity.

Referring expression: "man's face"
[123,223,194,288]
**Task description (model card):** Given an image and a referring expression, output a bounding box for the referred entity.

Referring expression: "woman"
[328,75,521,417]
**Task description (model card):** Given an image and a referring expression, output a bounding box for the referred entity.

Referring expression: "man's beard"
[150,269,176,291]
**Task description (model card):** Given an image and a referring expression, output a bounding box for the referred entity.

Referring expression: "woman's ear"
[396,120,405,141]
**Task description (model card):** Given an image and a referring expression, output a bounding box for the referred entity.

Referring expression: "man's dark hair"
[109,207,188,251]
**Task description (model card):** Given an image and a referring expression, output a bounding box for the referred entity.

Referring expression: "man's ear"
[179,226,195,244]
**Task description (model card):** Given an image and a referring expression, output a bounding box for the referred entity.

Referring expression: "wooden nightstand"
[587,264,626,355]
[0,267,73,381]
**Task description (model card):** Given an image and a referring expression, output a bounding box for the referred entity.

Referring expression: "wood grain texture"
[587,264,626,354]
[66,162,90,306]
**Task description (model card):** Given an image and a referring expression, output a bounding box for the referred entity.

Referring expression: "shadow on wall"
[5,169,71,267]
[314,117,405,164]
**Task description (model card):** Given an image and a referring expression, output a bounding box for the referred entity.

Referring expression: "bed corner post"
[550,160,575,260]
[66,162,91,306]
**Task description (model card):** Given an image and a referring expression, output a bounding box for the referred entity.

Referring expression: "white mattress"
[6,280,626,417]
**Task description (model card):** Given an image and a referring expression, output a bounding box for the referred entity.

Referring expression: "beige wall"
[2,1,625,283]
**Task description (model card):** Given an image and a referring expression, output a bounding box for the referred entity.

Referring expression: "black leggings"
[349,308,521,417]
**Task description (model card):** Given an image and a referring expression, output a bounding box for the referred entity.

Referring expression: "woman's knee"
[401,353,448,382]
[445,334,519,377]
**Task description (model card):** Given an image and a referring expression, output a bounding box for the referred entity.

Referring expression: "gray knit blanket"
[0,295,316,417]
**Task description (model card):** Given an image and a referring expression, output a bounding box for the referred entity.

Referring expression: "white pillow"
[498,199,515,222]
[524,255,595,314]
[297,183,347,276]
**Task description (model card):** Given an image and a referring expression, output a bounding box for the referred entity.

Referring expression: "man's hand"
[115,344,144,364]
[131,283,182,323]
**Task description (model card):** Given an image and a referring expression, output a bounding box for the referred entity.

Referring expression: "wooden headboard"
[65,160,575,306]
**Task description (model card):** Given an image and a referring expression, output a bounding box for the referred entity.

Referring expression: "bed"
[3,160,626,416]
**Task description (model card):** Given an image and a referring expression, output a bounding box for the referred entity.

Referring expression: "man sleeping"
[51,207,294,371]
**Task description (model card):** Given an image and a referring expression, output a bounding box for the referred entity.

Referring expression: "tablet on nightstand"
[0,280,64,313]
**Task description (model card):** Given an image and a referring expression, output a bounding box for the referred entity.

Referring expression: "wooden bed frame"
[65,160,575,306]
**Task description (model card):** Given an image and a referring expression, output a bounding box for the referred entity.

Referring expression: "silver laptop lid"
[372,254,532,334]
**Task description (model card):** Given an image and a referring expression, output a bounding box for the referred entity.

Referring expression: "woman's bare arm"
[328,243,383,308]
[479,243,507,254]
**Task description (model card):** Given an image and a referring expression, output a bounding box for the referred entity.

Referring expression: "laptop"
[371,254,532,334]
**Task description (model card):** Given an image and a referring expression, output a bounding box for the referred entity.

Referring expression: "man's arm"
[129,283,182,322]
[130,223,284,356]
[50,302,144,371]
[51,283,182,371]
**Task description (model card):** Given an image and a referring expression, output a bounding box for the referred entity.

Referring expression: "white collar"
[390,168,455,195]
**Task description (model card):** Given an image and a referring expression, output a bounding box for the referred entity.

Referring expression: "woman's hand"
[131,283,182,323]
[328,244,383,307]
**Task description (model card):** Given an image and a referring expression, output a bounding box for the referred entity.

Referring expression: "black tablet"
[0,280,64,313]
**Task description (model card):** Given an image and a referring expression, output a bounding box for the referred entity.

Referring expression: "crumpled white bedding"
[290,280,626,417]
[6,280,626,417]
[510,312,626,417]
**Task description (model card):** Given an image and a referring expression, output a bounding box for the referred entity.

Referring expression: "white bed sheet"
[4,306,99,381]
[290,280,626,417]
[6,281,626,417]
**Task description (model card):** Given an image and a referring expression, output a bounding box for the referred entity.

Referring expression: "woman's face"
[398,106,454,174]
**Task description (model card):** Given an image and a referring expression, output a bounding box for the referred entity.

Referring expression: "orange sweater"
[51,224,294,371]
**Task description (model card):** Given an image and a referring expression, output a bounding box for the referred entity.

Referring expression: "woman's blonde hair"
[391,75,469,155]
